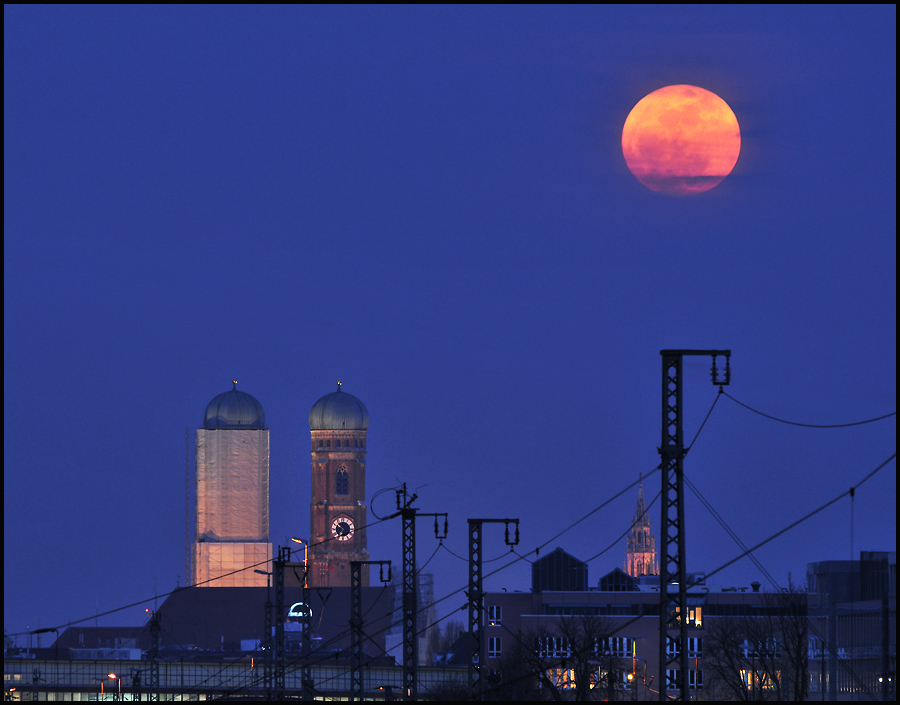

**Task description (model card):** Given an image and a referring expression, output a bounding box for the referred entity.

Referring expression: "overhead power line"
[722,391,896,428]
[703,452,896,584]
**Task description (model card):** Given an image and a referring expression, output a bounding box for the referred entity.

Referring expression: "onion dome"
[203,381,266,429]
[309,382,369,431]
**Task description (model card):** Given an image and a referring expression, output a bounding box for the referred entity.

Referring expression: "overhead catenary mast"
[658,350,730,701]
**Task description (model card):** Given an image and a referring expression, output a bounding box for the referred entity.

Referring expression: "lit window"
[488,605,502,626]
[547,668,576,689]
[741,669,780,691]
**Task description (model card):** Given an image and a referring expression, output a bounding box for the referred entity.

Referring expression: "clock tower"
[308,382,370,587]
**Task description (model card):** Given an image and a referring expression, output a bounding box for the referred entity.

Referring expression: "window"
[488,636,502,658]
[666,669,680,691]
[535,636,570,658]
[546,668,576,689]
[687,606,702,627]
[666,669,699,691]
[488,605,502,626]
[601,637,632,658]
[741,638,781,659]
[688,637,703,658]
[672,604,703,627]
[689,669,703,690]
[741,669,780,691]
[336,467,349,495]
[666,636,680,658]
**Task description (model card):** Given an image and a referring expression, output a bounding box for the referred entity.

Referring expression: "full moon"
[621,85,741,196]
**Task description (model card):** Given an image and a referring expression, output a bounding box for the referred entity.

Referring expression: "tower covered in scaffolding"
[191,381,272,587]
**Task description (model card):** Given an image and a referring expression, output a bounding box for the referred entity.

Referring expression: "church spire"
[635,473,646,520]
[625,475,658,577]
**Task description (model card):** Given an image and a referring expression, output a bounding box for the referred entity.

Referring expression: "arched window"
[336,467,349,495]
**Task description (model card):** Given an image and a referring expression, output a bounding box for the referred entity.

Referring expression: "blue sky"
[4,5,895,640]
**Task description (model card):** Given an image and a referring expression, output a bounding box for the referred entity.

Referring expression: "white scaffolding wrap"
[193,542,272,587]
[192,428,272,587]
[196,428,270,541]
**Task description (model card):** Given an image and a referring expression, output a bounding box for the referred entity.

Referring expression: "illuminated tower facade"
[625,477,658,577]
[192,382,272,587]
[308,382,370,587]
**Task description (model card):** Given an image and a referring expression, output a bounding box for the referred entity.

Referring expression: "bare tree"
[428,618,465,659]
[490,614,624,701]
[704,584,808,701]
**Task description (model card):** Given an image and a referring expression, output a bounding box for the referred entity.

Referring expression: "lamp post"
[254,567,274,699]
[291,538,308,588]
[291,537,312,700]
[109,673,121,701]
[95,674,117,700]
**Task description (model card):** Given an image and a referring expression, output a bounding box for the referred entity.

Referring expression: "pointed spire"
[635,474,647,521]
[625,474,658,577]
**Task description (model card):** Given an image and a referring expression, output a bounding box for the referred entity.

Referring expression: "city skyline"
[4,5,895,641]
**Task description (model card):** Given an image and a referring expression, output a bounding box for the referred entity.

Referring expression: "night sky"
[4,5,895,643]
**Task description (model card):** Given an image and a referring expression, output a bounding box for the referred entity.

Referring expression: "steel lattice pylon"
[468,518,518,701]
[402,508,417,700]
[350,561,391,701]
[658,350,729,701]
[147,611,160,701]
[467,521,483,701]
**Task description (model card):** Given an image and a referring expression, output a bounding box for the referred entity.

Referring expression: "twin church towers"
[190,381,370,589]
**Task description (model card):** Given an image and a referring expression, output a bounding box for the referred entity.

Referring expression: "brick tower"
[308,382,370,587]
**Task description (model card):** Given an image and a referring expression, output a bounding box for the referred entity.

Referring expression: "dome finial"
[233,380,238,390]
[337,380,342,391]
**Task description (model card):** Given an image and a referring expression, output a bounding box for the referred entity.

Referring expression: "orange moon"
[621,85,740,196]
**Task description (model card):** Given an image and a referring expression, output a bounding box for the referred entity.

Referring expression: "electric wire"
[21,385,892,699]
[22,449,894,699]
[206,444,895,701]
[583,489,662,565]
[482,454,895,699]
[683,473,879,700]
[722,391,896,428]
[701,452,895,585]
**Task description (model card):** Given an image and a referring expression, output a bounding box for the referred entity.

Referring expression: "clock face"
[331,516,354,541]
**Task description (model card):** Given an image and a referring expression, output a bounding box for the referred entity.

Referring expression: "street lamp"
[290,538,308,587]
[109,673,121,700]
[95,674,117,700]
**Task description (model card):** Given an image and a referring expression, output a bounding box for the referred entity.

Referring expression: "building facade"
[807,551,896,700]
[482,552,807,700]
[308,382,370,587]
[191,382,272,588]
[624,478,658,578]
